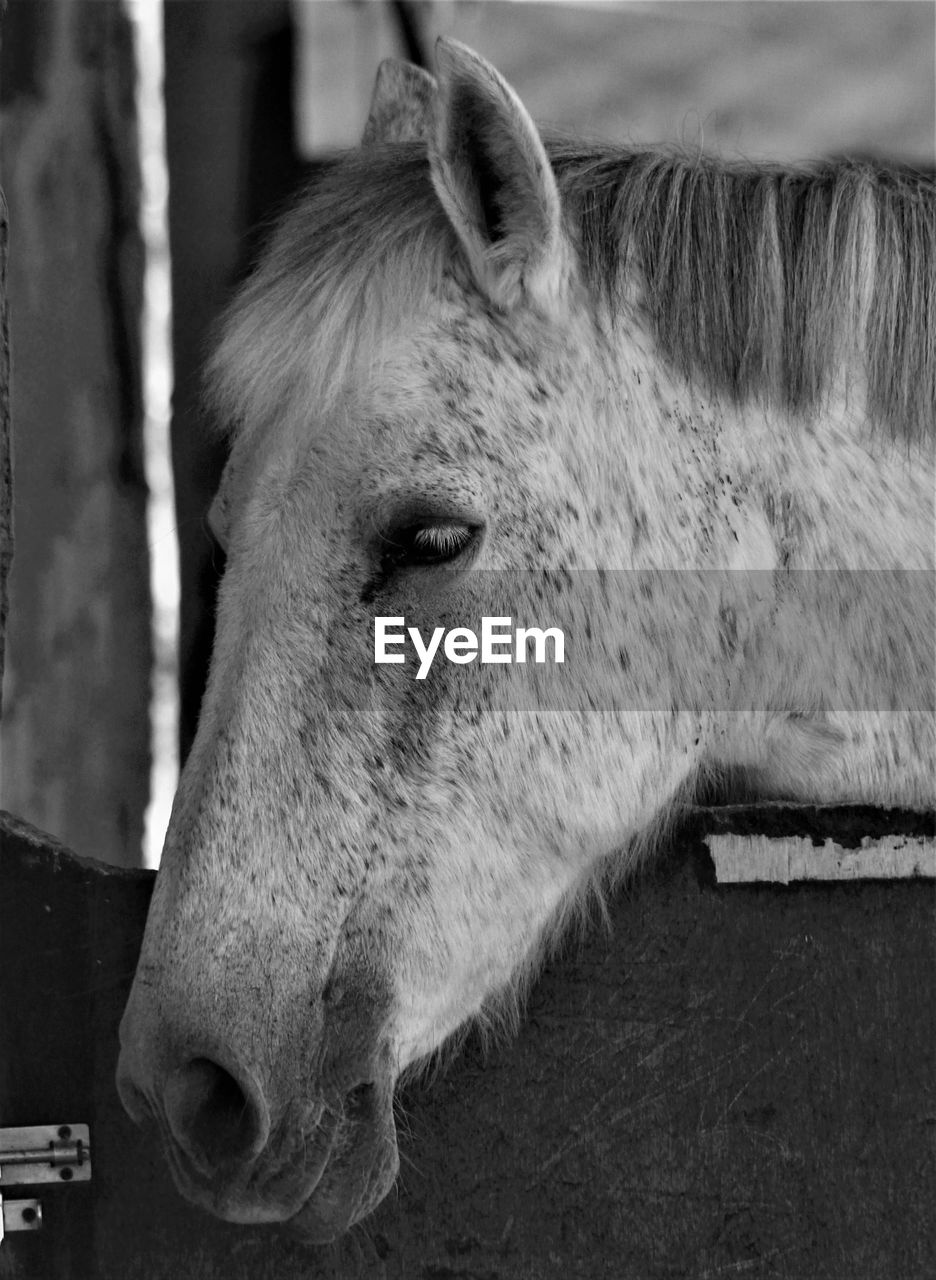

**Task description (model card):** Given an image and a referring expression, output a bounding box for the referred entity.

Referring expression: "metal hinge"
[0,1124,91,1244]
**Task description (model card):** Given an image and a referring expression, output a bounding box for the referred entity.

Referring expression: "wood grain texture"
[0,0,149,865]
[2,808,933,1279]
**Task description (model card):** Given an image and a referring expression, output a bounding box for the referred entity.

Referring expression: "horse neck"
[602,325,934,572]
[725,390,935,572]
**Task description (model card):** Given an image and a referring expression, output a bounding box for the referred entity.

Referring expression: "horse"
[117,39,935,1242]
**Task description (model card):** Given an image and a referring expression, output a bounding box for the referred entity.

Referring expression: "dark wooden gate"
[2,807,934,1279]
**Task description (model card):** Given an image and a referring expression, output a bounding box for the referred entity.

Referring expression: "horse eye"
[381,520,478,569]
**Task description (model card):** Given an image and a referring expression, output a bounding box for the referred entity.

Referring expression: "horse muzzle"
[117,1040,399,1239]
[116,942,402,1240]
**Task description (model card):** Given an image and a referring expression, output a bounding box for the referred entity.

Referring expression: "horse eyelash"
[410,523,472,557]
[379,519,476,559]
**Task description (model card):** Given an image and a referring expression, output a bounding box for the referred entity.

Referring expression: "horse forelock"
[207,138,935,448]
[204,145,454,447]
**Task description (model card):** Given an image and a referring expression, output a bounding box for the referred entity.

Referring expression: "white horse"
[118,40,934,1241]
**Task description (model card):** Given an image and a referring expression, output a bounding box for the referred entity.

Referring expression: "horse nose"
[161,1056,271,1177]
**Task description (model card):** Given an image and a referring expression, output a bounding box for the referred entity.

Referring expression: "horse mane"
[208,139,935,445]
[552,141,935,443]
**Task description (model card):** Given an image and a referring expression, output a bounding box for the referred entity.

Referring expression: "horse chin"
[284,1101,400,1244]
[285,1163,398,1245]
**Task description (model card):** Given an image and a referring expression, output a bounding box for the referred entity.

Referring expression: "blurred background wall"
[295,1,935,163]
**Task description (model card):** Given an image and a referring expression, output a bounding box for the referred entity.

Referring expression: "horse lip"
[281,1089,401,1242]
[165,1146,329,1226]
[209,1192,303,1226]
[282,1158,397,1244]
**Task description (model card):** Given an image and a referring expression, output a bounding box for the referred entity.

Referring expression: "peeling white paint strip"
[707,833,936,884]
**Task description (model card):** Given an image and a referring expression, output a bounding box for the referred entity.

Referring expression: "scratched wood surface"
[2,808,933,1280]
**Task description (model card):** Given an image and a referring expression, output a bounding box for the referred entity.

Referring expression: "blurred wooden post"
[0,0,150,866]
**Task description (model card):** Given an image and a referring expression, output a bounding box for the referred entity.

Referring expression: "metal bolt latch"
[0,1125,91,1244]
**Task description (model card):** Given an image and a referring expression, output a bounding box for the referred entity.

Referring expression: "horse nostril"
[163,1057,268,1175]
[344,1082,375,1122]
[116,1069,155,1129]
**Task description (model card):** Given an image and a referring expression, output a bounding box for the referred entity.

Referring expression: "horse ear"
[430,38,567,310]
[362,58,436,147]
